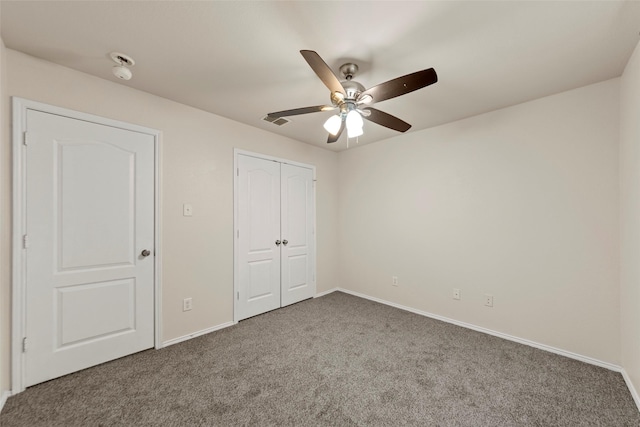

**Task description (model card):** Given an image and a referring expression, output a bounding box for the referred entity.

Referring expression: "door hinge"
[22,337,27,352]
[23,131,29,146]
[237,291,239,300]
[22,234,29,249]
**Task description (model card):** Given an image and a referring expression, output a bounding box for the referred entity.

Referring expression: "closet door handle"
[275,240,281,246]
[282,240,288,246]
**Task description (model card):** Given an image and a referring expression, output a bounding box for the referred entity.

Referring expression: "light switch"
[183,203,193,217]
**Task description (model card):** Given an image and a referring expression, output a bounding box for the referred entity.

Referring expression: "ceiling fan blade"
[360,68,437,104]
[327,120,345,143]
[362,107,412,132]
[267,105,335,118]
[300,50,345,96]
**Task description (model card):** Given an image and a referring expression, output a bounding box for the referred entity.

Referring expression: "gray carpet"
[1,291,638,426]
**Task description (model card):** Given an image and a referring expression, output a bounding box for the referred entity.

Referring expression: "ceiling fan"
[267,50,438,144]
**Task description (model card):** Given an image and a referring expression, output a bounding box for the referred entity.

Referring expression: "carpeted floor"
[1,291,638,426]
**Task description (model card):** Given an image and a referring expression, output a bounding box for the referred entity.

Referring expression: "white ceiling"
[2,1,640,151]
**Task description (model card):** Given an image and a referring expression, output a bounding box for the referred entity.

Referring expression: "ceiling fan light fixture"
[346,109,364,130]
[347,125,363,139]
[323,115,342,135]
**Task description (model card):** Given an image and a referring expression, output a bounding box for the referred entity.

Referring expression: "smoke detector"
[110,52,135,81]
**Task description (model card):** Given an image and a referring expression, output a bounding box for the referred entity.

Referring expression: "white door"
[236,154,282,320]
[235,154,315,321]
[280,164,315,307]
[25,110,155,387]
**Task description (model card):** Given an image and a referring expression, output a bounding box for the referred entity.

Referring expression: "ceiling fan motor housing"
[341,80,365,101]
[340,63,358,80]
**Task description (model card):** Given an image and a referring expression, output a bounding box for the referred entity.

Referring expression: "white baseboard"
[315,287,338,298]
[162,321,235,348]
[337,287,622,373]
[621,369,640,412]
[0,390,10,414]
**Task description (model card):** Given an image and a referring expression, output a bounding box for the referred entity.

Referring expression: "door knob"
[275,240,281,246]
[282,240,288,246]
[141,249,151,257]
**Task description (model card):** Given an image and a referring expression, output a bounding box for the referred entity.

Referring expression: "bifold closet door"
[236,155,315,321]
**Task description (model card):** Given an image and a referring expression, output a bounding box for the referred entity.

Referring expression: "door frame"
[11,97,163,394]
[233,149,316,323]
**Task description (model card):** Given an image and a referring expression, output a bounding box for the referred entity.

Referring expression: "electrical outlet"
[484,294,493,307]
[453,288,460,300]
[183,297,193,311]
[392,276,399,287]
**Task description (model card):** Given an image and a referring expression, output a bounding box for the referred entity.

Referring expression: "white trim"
[621,369,640,411]
[154,131,164,350]
[162,322,235,347]
[233,148,317,171]
[337,287,622,373]
[233,150,239,323]
[0,390,11,414]
[11,97,163,393]
[233,149,241,324]
[315,288,338,298]
[233,148,317,323]
[11,97,26,395]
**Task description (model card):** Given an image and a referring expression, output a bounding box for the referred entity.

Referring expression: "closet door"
[236,155,281,320]
[235,153,316,321]
[280,164,315,307]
